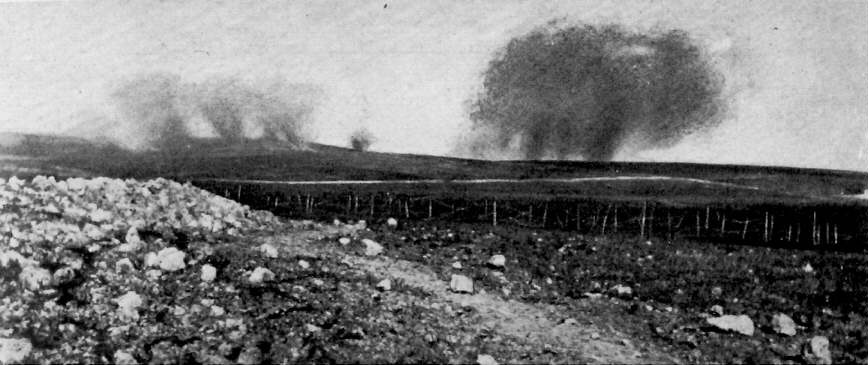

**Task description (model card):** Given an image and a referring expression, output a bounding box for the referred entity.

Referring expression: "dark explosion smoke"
[468,23,725,161]
[108,73,320,151]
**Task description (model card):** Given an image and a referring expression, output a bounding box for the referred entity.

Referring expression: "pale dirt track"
[260,229,679,364]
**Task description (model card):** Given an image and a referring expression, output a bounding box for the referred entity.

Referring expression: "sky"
[0,0,866,171]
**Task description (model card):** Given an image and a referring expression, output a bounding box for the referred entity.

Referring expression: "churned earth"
[0,176,674,364]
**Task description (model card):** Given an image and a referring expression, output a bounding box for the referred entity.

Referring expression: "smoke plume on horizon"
[466,23,725,161]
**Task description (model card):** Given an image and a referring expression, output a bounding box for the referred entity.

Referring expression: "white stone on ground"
[449,274,474,294]
[362,239,383,256]
[386,218,398,227]
[609,284,633,299]
[710,305,725,316]
[114,291,143,321]
[155,247,186,272]
[477,354,498,365]
[706,314,755,336]
[487,254,506,268]
[376,279,392,291]
[19,266,51,291]
[201,264,217,282]
[115,258,135,272]
[452,261,463,269]
[772,313,797,336]
[113,350,137,365]
[298,260,310,269]
[248,267,275,284]
[0,337,33,364]
[803,336,832,365]
[338,237,351,245]
[259,243,279,258]
[803,263,814,273]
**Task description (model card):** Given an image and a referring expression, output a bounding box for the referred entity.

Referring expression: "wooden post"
[640,202,647,238]
[834,224,838,245]
[770,214,775,242]
[484,199,489,216]
[601,210,608,235]
[613,207,619,233]
[428,198,433,219]
[695,211,701,236]
[705,206,710,230]
[347,195,352,213]
[354,195,359,214]
[370,194,375,217]
[720,214,726,236]
[274,195,279,208]
[543,203,549,228]
[237,185,242,200]
[667,210,672,240]
[576,203,581,231]
[404,200,410,219]
[812,211,817,245]
[763,211,769,242]
[493,200,498,226]
[825,222,830,246]
[742,219,749,240]
[787,224,792,242]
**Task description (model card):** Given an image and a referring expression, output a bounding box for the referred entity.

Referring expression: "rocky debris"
[19,265,51,291]
[201,264,217,282]
[711,286,723,297]
[562,318,579,326]
[362,238,383,256]
[0,337,32,364]
[115,258,135,272]
[452,261,463,269]
[803,263,815,273]
[706,314,755,336]
[153,247,186,272]
[298,260,311,269]
[487,254,506,268]
[113,350,137,365]
[386,218,399,228]
[771,313,797,336]
[477,354,498,365]
[248,267,275,284]
[803,336,832,365]
[710,305,725,316]
[259,243,279,258]
[338,237,351,245]
[114,291,143,322]
[609,284,633,299]
[237,346,262,365]
[376,279,392,291]
[449,274,474,294]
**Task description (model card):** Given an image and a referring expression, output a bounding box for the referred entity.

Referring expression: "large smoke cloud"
[467,23,725,161]
[85,73,321,151]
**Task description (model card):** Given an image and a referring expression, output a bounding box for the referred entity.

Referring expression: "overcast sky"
[1,0,866,171]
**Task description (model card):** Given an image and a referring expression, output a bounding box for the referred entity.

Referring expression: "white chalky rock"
[248,267,275,284]
[259,243,279,258]
[0,337,32,364]
[362,239,383,256]
[449,274,474,294]
[144,252,159,268]
[125,227,142,245]
[338,237,351,245]
[803,336,832,365]
[710,305,725,316]
[706,314,755,336]
[772,313,797,336]
[803,263,814,273]
[155,247,186,272]
[298,260,311,269]
[452,261,463,269]
[609,284,634,299]
[487,254,506,268]
[19,266,51,291]
[386,218,398,228]
[113,350,137,365]
[201,265,217,282]
[211,305,225,316]
[89,209,113,223]
[146,270,163,281]
[114,291,143,321]
[376,279,392,291]
[477,354,498,365]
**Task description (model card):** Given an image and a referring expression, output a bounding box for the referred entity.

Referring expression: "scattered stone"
[803,336,832,365]
[376,279,392,291]
[0,337,32,364]
[449,274,474,294]
[201,264,217,282]
[154,247,186,272]
[19,266,51,291]
[710,305,725,316]
[452,261,463,269]
[386,218,399,228]
[562,318,578,326]
[259,243,279,258]
[706,314,755,336]
[338,237,351,245]
[144,252,159,268]
[248,267,275,284]
[477,354,498,365]
[711,286,723,297]
[236,346,262,365]
[114,291,143,322]
[298,260,310,269]
[210,305,225,316]
[487,254,506,268]
[771,313,797,336]
[145,269,162,281]
[51,266,76,285]
[362,239,383,256]
[125,227,142,245]
[113,350,137,365]
[609,284,633,299]
[803,263,815,273]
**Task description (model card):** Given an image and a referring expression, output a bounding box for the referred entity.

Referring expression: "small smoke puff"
[349,128,375,151]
